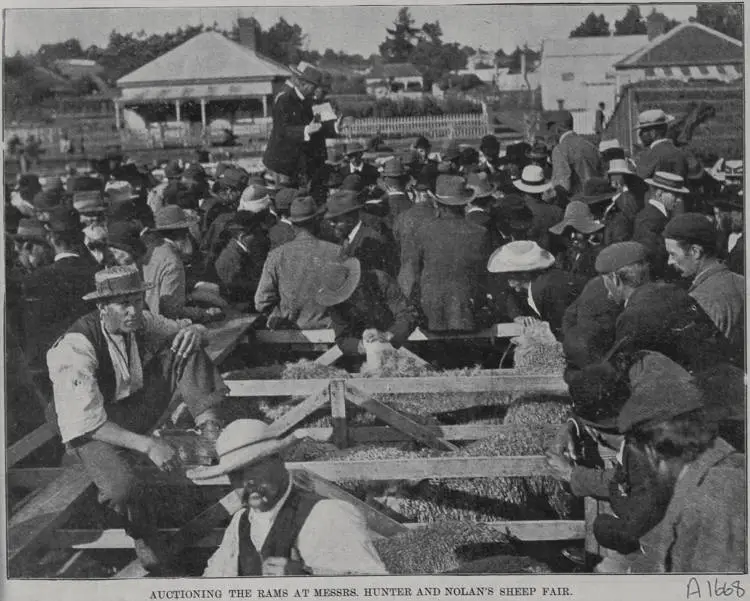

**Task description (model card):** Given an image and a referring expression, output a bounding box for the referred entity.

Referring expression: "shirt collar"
[347,220,363,244]
[466,206,487,214]
[235,238,249,254]
[650,138,670,149]
[560,130,573,143]
[247,478,293,522]
[527,282,541,317]
[350,162,363,174]
[280,217,292,226]
[54,252,80,262]
[648,198,668,217]
[690,261,727,290]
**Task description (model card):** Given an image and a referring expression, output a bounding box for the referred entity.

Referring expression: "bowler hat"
[663,213,716,250]
[526,140,549,161]
[274,187,298,212]
[480,135,500,157]
[434,175,475,206]
[153,205,198,231]
[217,167,248,190]
[165,160,183,179]
[634,109,674,131]
[414,136,431,150]
[82,265,152,301]
[549,201,604,235]
[11,218,49,244]
[441,140,461,162]
[238,184,272,213]
[67,176,103,194]
[107,220,146,257]
[607,158,636,177]
[290,62,325,87]
[513,165,552,194]
[73,190,107,214]
[288,196,323,224]
[466,171,497,199]
[594,241,648,274]
[345,142,366,156]
[381,157,409,179]
[617,352,703,433]
[340,174,364,192]
[575,177,616,205]
[33,188,64,212]
[325,190,363,218]
[487,240,555,273]
[645,171,689,195]
[315,258,362,307]
[45,207,81,233]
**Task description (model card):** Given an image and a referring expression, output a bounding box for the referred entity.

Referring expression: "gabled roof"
[117,31,290,87]
[543,35,648,59]
[616,22,743,69]
[367,63,422,79]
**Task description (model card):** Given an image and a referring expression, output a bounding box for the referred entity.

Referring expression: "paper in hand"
[313,102,337,123]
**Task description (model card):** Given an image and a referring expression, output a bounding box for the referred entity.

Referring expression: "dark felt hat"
[617,352,703,433]
[434,175,475,206]
[480,135,500,157]
[441,140,461,162]
[340,174,365,192]
[414,135,431,150]
[153,205,198,231]
[663,213,717,249]
[290,62,325,87]
[325,190,363,218]
[575,177,617,205]
[12,218,49,244]
[44,207,81,233]
[315,258,362,307]
[67,176,103,194]
[17,173,41,192]
[288,196,323,224]
[709,189,743,212]
[274,187,298,212]
[568,361,629,431]
[217,166,248,190]
[549,201,604,235]
[227,210,266,232]
[594,241,648,274]
[107,220,146,257]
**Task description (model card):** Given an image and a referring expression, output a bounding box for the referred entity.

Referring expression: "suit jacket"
[602,190,640,246]
[23,254,98,364]
[330,269,417,356]
[726,234,744,275]
[635,139,689,180]
[632,202,669,279]
[633,438,745,573]
[254,229,341,329]
[263,86,313,178]
[551,132,603,196]
[524,195,564,252]
[393,203,437,261]
[215,236,270,303]
[339,162,381,189]
[268,219,296,250]
[341,222,398,277]
[398,213,491,332]
[384,190,412,226]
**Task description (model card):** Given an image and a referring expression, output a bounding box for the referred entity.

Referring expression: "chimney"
[647,17,666,41]
[238,18,257,52]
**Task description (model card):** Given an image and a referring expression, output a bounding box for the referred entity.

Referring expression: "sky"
[5,3,699,58]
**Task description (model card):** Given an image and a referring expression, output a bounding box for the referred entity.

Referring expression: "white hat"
[238,184,272,213]
[607,158,637,176]
[634,109,674,131]
[645,171,689,195]
[599,139,622,153]
[487,240,555,273]
[513,165,552,194]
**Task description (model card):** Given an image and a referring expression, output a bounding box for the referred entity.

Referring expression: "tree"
[37,38,85,66]
[614,5,647,35]
[646,9,680,36]
[263,17,307,65]
[379,7,421,62]
[694,4,743,41]
[569,12,611,37]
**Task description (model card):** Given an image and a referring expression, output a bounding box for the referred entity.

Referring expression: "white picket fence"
[347,113,490,139]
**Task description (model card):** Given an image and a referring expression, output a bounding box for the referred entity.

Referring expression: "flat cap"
[663,213,716,249]
[595,241,648,274]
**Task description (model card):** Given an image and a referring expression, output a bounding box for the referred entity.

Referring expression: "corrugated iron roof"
[543,35,648,59]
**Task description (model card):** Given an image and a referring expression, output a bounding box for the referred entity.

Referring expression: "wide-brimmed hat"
[33,188,64,212]
[513,165,552,194]
[575,177,617,205]
[466,171,497,199]
[217,166,248,190]
[497,194,534,231]
[274,187,298,212]
[381,157,409,179]
[598,139,622,154]
[290,62,325,87]
[288,196,323,224]
[45,207,82,233]
[238,184,272,213]
[107,220,146,257]
[345,142,366,156]
[73,190,107,214]
[549,201,604,235]
[105,180,139,203]
[434,175,475,206]
[153,205,198,231]
[11,218,49,244]
[645,171,689,195]
[82,265,152,301]
[487,240,555,273]
[188,419,304,480]
[325,190,363,218]
[617,352,703,433]
[315,258,362,307]
[226,210,266,233]
[526,140,549,160]
[607,158,636,177]
[341,174,365,192]
[634,109,674,131]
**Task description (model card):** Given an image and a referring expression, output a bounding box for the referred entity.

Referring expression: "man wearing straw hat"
[513,164,563,252]
[47,265,227,572]
[633,109,688,181]
[190,420,387,576]
[601,158,642,246]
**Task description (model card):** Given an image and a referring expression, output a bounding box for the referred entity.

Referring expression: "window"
[390,81,404,93]
[662,67,673,76]
[680,66,692,76]
[697,65,710,75]
[716,65,727,74]
[561,72,575,82]
[645,68,656,78]
[406,81,422,92]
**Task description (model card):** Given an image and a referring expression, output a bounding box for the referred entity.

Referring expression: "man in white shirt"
[47,265,228,573]
[191,419,388,577]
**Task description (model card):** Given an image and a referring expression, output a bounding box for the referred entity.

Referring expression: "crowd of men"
[5,62,745,576]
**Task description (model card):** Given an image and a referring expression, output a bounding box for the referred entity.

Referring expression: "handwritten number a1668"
[686,577,746,599]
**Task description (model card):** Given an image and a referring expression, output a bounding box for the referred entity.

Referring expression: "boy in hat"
[148,159,183,214]
[602,159,642,246]
[255,196,341,329]
[316,258,417,361]
[548,110,603,199]
[47,265,228,573]
[398,175,491,332]
[190,420,387,576]
[633,109,688,180]
[200,165,247,235]
[663,213,744,365]
[339,142,380,188]
[377,157,412,224]
[548,200,604,279]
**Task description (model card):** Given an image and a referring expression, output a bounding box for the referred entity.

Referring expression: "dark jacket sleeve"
[377,270,417,347]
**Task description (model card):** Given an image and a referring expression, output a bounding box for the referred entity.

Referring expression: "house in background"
[614,22,743,89]
[366,63,424,98]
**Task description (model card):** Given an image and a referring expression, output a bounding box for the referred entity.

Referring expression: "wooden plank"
[266,386,330,438]
[7,422,57,468]
[52,520,585,550]
[315,345,344,366]
[329,379,348,448]
[346,386,458,452]
[205,314,259,364]
[307,423,561,443]
[225,373,568,398]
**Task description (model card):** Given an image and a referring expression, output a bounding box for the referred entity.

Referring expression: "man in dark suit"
[263,64,324,187]
[325,190,397,276]
[513,165,563,252]
[712,191,744,275]
[548,110,603,199]
[633,109,689,180]
[338,142,380,189]
[23,208,98,366]
[632,172,688,280]
[398,175,491,332]
[268,188,297,250]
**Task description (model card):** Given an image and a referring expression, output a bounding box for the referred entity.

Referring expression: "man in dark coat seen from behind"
[548,110,603,200]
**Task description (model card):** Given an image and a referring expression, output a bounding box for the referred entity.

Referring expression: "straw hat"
[73,190,107,214]
[607,158,637,176]
[645,171,689,195]
[634,109,674,131]
[82,265,152,301]
[105,180,139,203]
[549,201,604,235]
[238,184,272,213]
[575,177,617,205]
[315,258,362,307]
[513,165,552,194]
[487,240,555,273]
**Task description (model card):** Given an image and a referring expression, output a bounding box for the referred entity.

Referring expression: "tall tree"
[36,38,85,67]
[695,3,743,41]
[614,5,648,36]
[646,9,680,36]
[379,7,421,62]
[263,17,308,65]
[569,12,611,37]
